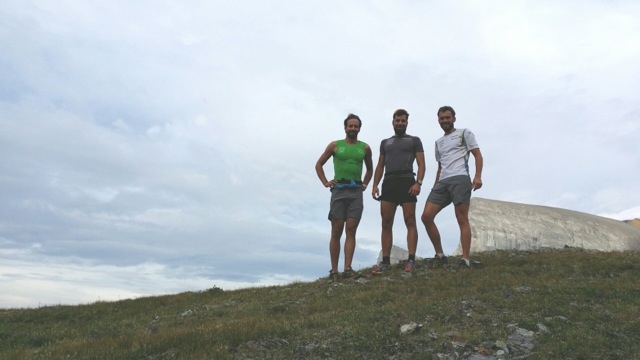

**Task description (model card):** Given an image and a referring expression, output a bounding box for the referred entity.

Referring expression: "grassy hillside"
[1,249,639,359]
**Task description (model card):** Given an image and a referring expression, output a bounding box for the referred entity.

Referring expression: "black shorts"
[379,177,417,205]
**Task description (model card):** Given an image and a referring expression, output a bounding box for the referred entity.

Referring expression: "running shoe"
[429,254,448,269]
[342,267,360,279]
[459,259,481,269]
[404,260,416,272]
[371,262,391,275]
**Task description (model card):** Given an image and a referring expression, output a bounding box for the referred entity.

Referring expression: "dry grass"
[1,249,639,359]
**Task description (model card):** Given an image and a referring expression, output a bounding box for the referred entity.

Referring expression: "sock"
[408,254,415,262]
[383,256,390,264]
[436,253,445,259]
[462,258,470,266]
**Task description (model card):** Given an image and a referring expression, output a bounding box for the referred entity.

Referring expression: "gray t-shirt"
[380,134,424,179]
[434,128,479,181]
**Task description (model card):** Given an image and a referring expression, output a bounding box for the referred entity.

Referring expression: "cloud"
[1,0,639,308]
[599,206,640,221]
[0,253,308,308]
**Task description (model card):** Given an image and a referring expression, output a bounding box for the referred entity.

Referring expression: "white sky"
[1,0,639,308]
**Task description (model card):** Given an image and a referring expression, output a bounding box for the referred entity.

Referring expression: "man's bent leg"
[344,217,360,270]
[401,202,418,256]
[330,219,345,272]
[380,201,397,258]
[454,203,472,260]
[421,201,444,255]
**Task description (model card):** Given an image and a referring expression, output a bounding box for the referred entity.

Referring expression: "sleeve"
[464,129,479,151]
[434,141,440,162]
[413,136,424,153]
[379,140,386,156]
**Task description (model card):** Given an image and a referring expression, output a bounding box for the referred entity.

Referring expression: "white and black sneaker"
[459,258,481,269]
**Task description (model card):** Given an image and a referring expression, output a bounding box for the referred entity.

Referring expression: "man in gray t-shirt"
[371,109,426,274]
[421,106,484,268]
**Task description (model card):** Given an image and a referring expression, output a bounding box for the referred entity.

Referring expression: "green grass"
[1,249,639,359]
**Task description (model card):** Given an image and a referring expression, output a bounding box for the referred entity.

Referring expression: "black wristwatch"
[416,179,423,186]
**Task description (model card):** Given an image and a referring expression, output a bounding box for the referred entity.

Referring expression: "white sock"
[462,258,470,266]
[436,253,445,259]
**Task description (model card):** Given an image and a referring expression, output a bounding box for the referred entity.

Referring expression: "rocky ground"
[234,257,557,360]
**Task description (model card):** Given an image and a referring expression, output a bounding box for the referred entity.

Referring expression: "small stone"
[515,327,534,337]
[507,327,535,351]
[461,300,472,317]
[297,342,318,353]
[537,323,551,334]
[449,340,466,349]
[444,330,461,339]
[400,322,418,334]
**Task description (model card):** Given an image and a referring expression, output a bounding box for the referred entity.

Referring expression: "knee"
[421,212,435,225]
[454,213,469,226]
[381,217,394,230]
[458,220,470,229]
[331,223,345,238]
[404,214,416,227]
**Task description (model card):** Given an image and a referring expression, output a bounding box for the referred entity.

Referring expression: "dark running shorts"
[379,177,417,205]
[328,188,364,220]
[426,175,472,208]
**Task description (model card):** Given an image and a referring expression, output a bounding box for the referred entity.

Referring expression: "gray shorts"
[426,175,472,208]
[328,188,364,220]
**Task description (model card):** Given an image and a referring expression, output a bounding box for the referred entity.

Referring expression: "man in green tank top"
[315,114,373,282]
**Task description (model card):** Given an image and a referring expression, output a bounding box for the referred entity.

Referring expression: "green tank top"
[333,140,366,181]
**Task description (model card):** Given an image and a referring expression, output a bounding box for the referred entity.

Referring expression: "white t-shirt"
[434,128,479,181]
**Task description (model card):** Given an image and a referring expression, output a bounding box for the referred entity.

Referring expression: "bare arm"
[432,162,442,187]
[470,148,483,191]
[371,153,385,199]
[361,144,374,191]
[315,141,337,188]
[409,151,426,196]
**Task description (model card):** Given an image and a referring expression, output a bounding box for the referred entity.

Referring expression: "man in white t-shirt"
[421,106,484,268]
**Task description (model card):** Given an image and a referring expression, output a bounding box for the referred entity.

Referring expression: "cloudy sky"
[1,1,639,308]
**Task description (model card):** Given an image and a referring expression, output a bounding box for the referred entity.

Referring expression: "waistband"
[334,179,363,189]
[384,169,415,178]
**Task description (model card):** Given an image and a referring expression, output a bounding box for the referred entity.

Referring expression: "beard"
[440,123,454,133]
[394,127,406,136]
[346,131,358,139]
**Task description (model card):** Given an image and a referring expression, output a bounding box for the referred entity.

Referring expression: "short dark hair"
[344,113,362,127]
[437,106,456,117]
[393,109,409,119]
